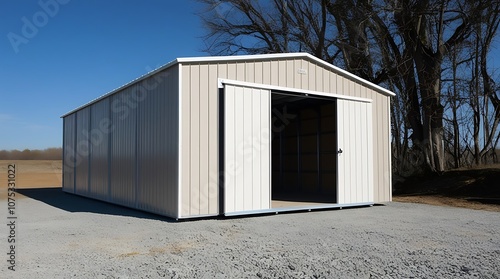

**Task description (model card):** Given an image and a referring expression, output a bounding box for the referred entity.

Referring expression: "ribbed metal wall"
[62,66,180,218]
[75,107,90,195]
[180,63,219,217]
[180,57,392,217]
[62,114,76,193]
[89,98,110,200]
[136,69,179,216]
[109,84,138,207]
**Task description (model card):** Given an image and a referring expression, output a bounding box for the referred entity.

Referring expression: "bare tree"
[197,0,500,173]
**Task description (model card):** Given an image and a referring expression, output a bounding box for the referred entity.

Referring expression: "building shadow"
[16,188,177,223]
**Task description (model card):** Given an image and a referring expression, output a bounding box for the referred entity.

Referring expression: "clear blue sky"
[0,0,207,150]
[1,1,499,151]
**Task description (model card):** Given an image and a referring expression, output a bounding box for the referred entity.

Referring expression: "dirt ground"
[0,160,61,200]
[1,160,499,212]
[393,164,500,212]
[393,195,500,212]
[0,160,62,187]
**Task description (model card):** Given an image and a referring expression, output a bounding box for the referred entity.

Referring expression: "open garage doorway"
[271,92,338,208]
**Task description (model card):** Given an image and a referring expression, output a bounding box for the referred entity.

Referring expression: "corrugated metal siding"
[89,98,110,200]
[224,84,271,213]
[136,68,179,217]
[180,64,219,217]
[181,57,391,216]
[62,66,180,218]
[75,107,90,195]
[109,85,137,207]
[62,114,76,193]
[64,66,181,218]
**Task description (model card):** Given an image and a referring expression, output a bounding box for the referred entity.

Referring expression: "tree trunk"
[451,50,461,169]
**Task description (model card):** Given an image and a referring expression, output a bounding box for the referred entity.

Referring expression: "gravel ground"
[1,188,499,278]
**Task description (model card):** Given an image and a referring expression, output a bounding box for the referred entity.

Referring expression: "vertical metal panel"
[387,96,392,201]
[62,114,76,193]
[189,65,201,215]
[89,98,110,200]
[337,102,345,202]
[373,94,381,202]
[242,87,253,209]
[270,61,279,85]
[367,103,375,202]
[373,93,391,203]
[300,59,308,89]
[337,99,374,204]
[293,59,302,89]
[181,65,191,216]
[208,64,219,214]
[254,62,263,84]
[251,89,261,209]
[316,64,324,92]
[278,60,286,86]
[234,84,245,211]
[286,60,294,87]
[259,88,271,209]
[262,61,271,84]
[136,67,179,217]
[199,64,210,215]
[308,63,317,91]
[75,107,90,195]
[109,85,137,207]
[224,84,271,213]
[224,84,236,213]
[246,62,255,82]
[237,63,245,80]
[227,63,237,79]
[350,101,358,201]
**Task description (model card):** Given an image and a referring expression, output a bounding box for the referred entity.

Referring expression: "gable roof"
[61,53,395,117]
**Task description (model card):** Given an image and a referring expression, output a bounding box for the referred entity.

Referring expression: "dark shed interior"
[271,92,338,207]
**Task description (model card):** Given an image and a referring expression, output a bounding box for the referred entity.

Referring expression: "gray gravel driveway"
[1,188,499,278]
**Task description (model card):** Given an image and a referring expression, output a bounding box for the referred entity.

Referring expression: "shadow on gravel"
[16,188,177,222]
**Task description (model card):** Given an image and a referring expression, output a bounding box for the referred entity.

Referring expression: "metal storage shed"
[62,53,394,219]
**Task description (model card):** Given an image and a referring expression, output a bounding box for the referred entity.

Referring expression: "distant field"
[0,160,62,187]
[0,160,61,200]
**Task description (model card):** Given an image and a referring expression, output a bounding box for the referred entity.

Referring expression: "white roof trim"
[219,78,373,103]
[61,52,394,117]
[177,52,307,63]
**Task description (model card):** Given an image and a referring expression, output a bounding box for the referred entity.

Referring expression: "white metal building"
[62,53,394,219]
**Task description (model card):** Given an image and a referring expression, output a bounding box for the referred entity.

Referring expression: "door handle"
[338,148,343,154]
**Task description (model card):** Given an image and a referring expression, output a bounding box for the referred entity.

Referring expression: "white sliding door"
[223,84,271,214]
[337,99,374,204]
